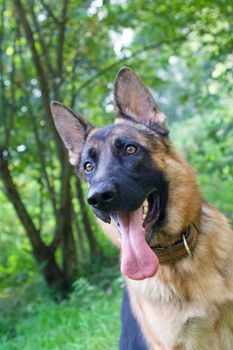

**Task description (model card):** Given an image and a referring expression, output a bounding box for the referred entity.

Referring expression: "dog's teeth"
[143,207,148,215]
[142,199,149,219]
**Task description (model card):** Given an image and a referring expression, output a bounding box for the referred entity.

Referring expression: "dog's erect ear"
[50,101,93,166]
[114,67,166,128]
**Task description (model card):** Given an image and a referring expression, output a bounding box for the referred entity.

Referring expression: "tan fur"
[126,204,233,349]
[99,119,233,349]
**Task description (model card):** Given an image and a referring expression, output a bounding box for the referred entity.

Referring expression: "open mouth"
[111,191,160,244]
[142,192,160,243]
[110,191,160,281]
[91,190,161,280]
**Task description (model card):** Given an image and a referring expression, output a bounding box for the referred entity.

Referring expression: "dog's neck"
[151,147,202,248]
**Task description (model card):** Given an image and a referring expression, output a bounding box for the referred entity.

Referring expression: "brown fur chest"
[126,211,233,350]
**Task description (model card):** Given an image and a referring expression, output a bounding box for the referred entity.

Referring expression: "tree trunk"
[59,162,78,285]
[13,0,78,291]
[0,148,67,293]
[76,178,98,256]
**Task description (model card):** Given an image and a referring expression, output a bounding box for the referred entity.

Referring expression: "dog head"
[51,67,199,280]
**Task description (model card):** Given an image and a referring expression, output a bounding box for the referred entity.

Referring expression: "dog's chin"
[92,207,112,224]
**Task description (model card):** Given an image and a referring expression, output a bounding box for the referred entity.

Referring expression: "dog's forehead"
[87,123,146,146]
[81,122,162,160]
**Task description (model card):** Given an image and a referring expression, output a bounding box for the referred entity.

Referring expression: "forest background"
[0,0,232,349]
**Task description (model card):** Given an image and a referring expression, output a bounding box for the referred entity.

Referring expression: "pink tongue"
[117,207,159,280]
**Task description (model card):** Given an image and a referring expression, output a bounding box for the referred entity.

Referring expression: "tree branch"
[54,0,69,99]
[0,148,45,252]
[0,147,68,291]
[50,160,72,252]
[77,35,188,94]
[20,80,58,218]
[15,25,59,221]
[5,30,18,148]
[14,0,66,161]
[0,0,6,143]
[72,201,87,264]
[29,2,55,78]
[39,0,61,25]
[76,177,98,255]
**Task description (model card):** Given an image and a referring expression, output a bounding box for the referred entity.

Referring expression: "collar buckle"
[182,234,193,258]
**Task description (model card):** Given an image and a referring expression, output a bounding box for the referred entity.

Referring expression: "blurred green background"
[0,0,232,349]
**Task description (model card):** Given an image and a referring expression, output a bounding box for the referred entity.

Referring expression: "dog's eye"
[84,162,94,173]
[125,144,137,155]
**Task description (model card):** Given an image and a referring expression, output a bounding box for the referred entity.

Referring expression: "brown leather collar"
[151,224,199,264]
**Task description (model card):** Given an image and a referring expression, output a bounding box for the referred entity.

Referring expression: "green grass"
[0,269,122,350]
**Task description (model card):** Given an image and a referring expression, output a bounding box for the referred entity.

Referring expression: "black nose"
[87,184,117,207]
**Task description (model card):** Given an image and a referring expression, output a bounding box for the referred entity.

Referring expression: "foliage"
[0,267,122,350]
[172,107,233,221]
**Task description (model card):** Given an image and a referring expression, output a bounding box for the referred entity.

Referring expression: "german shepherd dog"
[51,68,233,350]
